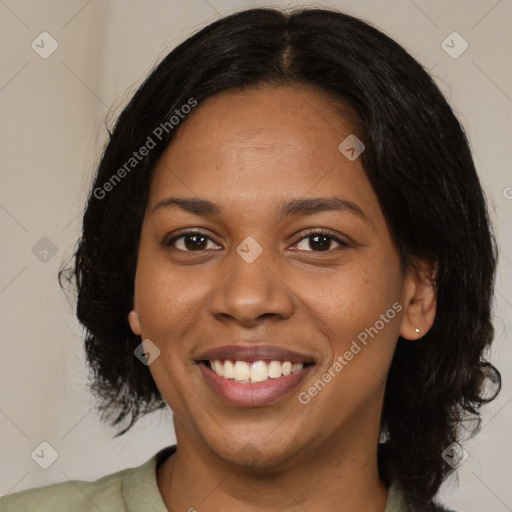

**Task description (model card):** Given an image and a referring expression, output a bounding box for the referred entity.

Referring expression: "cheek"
[133,251,206,416]
[297,263,402,424]
[133,242,206,340]
[298,252,402,347]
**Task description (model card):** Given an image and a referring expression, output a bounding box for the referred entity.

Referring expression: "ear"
[128,298,141,336]
[399,259,437,340]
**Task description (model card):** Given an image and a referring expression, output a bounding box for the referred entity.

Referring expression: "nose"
[209,246,295,327]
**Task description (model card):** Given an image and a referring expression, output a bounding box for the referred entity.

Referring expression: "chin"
[207,434,305,470]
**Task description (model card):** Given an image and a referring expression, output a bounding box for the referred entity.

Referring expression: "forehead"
[159,85,359,162]
[148,85,376,218]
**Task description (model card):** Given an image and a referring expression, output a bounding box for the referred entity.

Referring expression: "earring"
[415,328,421,333]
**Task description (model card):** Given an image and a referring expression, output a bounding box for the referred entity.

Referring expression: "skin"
[128,85,436,511]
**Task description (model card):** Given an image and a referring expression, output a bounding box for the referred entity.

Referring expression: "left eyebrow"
[277,197,368,221]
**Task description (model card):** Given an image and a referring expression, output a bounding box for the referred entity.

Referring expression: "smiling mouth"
[202,359,314,384]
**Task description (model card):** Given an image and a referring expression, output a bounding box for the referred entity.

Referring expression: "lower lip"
[198,362,314,407]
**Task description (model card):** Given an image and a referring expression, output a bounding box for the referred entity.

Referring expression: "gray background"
[0,1,511,510]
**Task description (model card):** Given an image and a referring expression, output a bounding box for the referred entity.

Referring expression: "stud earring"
[415,328,421,333]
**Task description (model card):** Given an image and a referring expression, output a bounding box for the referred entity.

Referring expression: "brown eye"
[166,231,221,251]
[294,231,350,252]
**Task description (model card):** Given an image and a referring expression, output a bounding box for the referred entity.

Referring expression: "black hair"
[60,7,500,509]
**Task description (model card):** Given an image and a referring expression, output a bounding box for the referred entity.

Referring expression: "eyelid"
[292,229,352,250]
[163,228,221,249]
[163,228,352,252]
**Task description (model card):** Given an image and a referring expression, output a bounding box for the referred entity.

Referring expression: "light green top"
[0,445,409,511]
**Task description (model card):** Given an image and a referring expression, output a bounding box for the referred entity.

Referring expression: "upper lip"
[196,344,316,364]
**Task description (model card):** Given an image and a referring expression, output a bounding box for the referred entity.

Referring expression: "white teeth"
[223,360,235,379]
[291,363,303,374]
[250,360,268,382]
[234,361,250,381]
[268,360,282,378]
[210,360,220,375]
[208,359,306,383]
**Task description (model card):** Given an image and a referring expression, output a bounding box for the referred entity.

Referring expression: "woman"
[0,7,500,512]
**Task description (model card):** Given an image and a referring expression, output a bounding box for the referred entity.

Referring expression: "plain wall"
[1,1,511,510]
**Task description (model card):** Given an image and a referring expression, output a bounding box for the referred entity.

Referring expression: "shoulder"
[0,446,175,512]
[0,468,128,511]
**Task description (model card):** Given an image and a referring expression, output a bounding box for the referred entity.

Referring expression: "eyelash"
[163,229,351,253]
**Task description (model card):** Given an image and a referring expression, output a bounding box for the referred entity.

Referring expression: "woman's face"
[129,85,428,467]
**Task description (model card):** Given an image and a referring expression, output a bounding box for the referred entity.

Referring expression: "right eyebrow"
[152,197,221,216]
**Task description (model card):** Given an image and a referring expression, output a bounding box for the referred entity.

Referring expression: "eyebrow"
[152,196,368,221]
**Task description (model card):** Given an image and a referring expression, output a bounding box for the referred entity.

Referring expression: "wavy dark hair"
[60,7,500,509]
